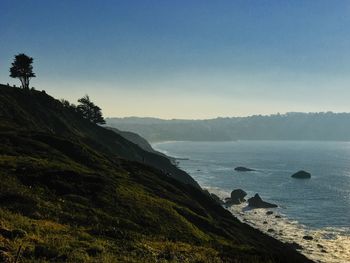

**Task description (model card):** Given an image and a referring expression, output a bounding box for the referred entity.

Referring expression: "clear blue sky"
[1,0,350,118]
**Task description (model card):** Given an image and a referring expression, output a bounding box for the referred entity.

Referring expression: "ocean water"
[153,141,350,263]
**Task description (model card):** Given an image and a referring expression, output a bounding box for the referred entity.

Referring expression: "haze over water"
[154,140,350,263]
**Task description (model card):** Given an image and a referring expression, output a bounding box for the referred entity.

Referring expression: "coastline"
[205,187,350,263]
[152,141,350,263]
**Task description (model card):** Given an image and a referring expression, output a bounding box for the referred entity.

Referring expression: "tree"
[9,53,36,89]
[77,95,106,124]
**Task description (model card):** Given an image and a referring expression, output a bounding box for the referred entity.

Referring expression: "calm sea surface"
[153,141,350,263]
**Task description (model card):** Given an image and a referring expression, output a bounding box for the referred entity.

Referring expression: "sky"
[1,0,350,119]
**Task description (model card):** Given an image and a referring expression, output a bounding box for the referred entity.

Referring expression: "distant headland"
[106,112,350,142]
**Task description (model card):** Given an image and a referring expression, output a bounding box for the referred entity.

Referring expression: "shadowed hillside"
[0,84,313,262]
[0,85,198,188]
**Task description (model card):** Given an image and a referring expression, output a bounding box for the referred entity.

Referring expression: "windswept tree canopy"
[10,53,36,89]
[77,95,106,124]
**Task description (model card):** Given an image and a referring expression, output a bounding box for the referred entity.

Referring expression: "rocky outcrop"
[234,167,255,172]
[248,194,277,208]
[231,189,247,202]
[225,189,247,206]
[291,170,311,179]
[203,190,225,205]
[210,193,224,205]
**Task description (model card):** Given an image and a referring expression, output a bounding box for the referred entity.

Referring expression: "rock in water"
[291,170,311,179]
[303,235,313,241]
[231,189,247,202]
[248,194,278,208]
[234,166,255,172]
[225,189,247,206]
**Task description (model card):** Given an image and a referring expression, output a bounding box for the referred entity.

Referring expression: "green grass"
[0,85,313,263]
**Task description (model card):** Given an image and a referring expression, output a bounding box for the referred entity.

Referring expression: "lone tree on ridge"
[77,95,106,124]
[10,53,36,89]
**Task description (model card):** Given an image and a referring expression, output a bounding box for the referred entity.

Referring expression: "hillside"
[105,126,173,161]
[107,127,158,153]
[0,85,312,262]
[106,113,350,142]
[0,86,197,188]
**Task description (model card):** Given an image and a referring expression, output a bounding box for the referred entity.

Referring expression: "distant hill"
[106,112,350,142]
[0,84,312,262]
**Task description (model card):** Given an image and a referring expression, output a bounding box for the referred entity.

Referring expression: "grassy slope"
[105,126,176,163]
[0,85,312,263]
[0,85,198,188]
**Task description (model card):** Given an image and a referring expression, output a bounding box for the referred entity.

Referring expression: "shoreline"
[205,187,350,263]
[152,142,350,263]
[152,139,350,144]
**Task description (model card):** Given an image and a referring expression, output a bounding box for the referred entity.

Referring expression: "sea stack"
[291,170,311,179]
[234,166,255,172]
[248,194,278,208]
[225,189,247,206]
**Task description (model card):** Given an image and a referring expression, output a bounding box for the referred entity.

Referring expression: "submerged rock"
[248,194,278,208]
[234,166,255,172]
[291,170,311,179]
[266,211,273,215]
[303,235,313,241]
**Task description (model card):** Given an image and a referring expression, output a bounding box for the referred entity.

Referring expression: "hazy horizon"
[105,110,350,120]
[2,1,350,118]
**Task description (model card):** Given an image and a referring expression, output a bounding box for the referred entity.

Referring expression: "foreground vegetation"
[0,84,312,262]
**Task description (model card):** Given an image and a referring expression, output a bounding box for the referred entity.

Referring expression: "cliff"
[0,84,312,262]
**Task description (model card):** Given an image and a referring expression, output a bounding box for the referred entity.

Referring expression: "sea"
[153,140,350,263]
